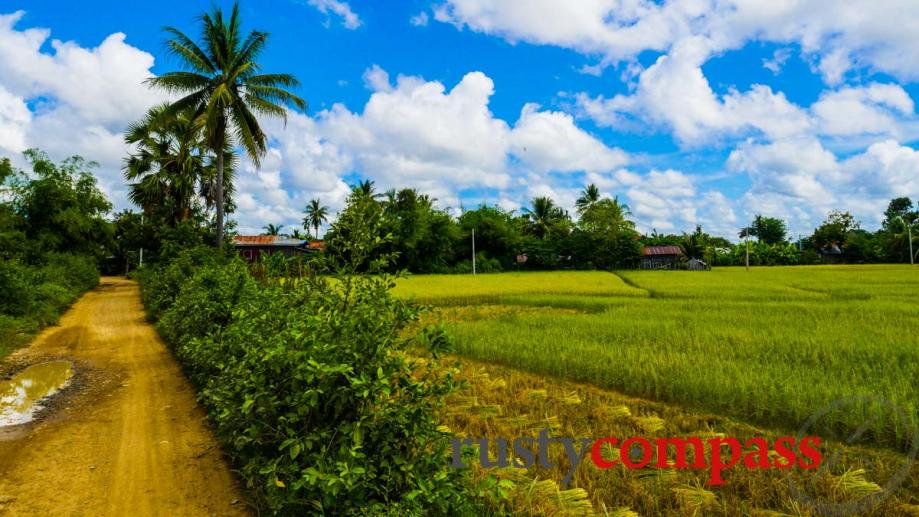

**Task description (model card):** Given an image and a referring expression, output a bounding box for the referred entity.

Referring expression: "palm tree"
[523,196,564,239]
[353,179,379,199]
[289,228,306,240]
[681,225,706,260]
[124,104,207,225]
[146,2,305,247]
[262,223,283,236]
[576,184,601,213]
[303,198,329,239]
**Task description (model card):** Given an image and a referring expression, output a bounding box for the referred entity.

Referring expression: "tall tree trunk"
[214,120,225,248]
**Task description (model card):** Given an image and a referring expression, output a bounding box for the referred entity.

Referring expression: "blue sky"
[2,1,918,237]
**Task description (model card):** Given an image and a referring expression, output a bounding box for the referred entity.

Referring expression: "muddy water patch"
[0,361,74,426]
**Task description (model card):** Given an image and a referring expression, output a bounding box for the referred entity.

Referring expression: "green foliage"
[522,196,570,240]
[452,252,502,274]
[146,1,306,245]
[11,149,113,261]
[323,188,394,272]
[139,244,485,514]
[381,188,458,273]
[0,150,106,355]
[456,205,523,269]
[303,198,329,238]
[811,209,860,250]
[739,214,787,245]
[0,254,99,352]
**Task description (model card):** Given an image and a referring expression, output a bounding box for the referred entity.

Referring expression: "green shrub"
[0,252,99,357]
[137,246,223,320]
[0,259,34,316]
[144,248,484,514]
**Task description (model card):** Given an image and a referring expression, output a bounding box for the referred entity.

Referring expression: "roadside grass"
[397,266,919,448]
[443,357,919,516]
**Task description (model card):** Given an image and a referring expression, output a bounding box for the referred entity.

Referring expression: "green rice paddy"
[395,266,919,448]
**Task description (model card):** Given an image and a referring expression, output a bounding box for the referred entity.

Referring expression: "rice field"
[396,266,919,448]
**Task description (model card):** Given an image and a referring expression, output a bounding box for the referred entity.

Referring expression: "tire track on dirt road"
[0,277,247,516]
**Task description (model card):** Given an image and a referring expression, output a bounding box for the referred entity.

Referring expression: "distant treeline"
[314,181,919,273]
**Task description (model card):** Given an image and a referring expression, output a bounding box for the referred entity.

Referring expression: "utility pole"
[471,227,476,275]
[139,214,144,268]
[897,216,914,265]
[745,236,750,271]
[910,224,915,265]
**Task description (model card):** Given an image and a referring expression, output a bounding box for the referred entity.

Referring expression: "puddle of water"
[0,361,74,427]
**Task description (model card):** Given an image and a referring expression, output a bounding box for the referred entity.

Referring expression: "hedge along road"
[0,277,247,516]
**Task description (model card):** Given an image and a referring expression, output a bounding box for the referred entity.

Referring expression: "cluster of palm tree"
[124,2,304,246]
[258,198,329,239]
[520,184,633,240]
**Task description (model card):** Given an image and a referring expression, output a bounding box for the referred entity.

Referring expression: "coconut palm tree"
[523,196,565,239]
[262,223,283,236]
[353,179,379,199]
[576,184,601,213]
[681,225,707,260]
[288,228,306,240]
[303,198,329,239]
[146,2,305,247]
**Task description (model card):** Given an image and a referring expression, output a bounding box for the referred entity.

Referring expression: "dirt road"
[0,278,248,516]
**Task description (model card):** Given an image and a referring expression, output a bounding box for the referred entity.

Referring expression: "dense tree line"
[321,182,641,273]
[0,151,108,349]
[318,179,919,272]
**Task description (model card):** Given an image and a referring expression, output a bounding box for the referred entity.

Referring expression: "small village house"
[233,235,322,262]
[640,245,684,269]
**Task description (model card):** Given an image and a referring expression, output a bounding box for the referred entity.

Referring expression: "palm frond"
[162,26,216,74]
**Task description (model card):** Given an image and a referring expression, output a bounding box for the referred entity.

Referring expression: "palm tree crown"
[123,104,202,224]
[146,2,305,246]
[262,223,283,236]
[523,196,566,239]
[303,198,329,239]
[576,184,601,213]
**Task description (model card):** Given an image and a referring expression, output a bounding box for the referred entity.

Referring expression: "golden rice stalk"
[488,378,508,390]
[636,468,677,485]
[604,507,640,517]
[896,503,919,516]
[831,468,882,498]
[672,485,717,515]
[602,404,632,420]
[447,395,478,406]
[633,415,666,434]
[539,415,561,430]
[493,467,530,482]
[497,414,533,428]
[523,388,548,401]
[555,487,594,513]
[750,511,798,517]
[557,391,583,405]
[469,404,503,417]
[435,425,452,434]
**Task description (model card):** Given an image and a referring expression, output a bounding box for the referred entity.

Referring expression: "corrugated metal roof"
[233,236,306,247]
[642,245,683,256]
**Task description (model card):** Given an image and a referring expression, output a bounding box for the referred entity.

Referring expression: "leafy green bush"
[142,246,485,515]
[452,252,503,274]
[0,253,99,352]
[136,246,224,320]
